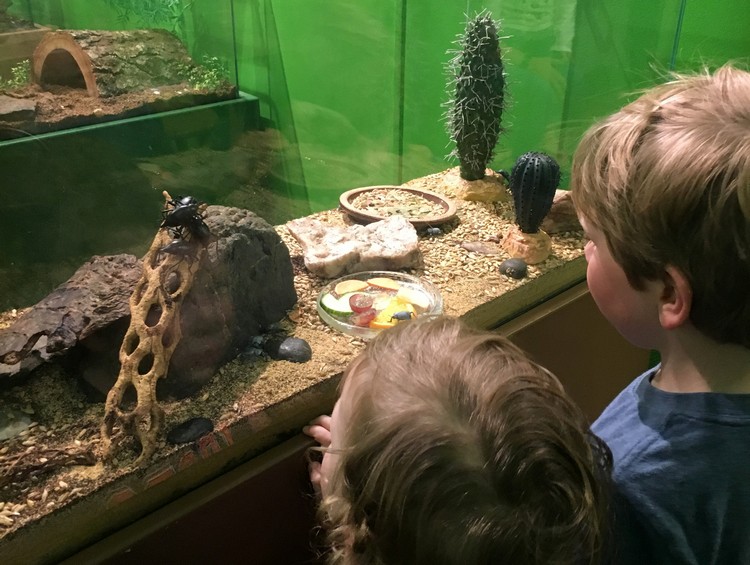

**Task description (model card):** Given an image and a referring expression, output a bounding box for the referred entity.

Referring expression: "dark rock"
[162,205,297,397]
[499,258,528,279]
[263,336,312,363]
[166,417,214,444]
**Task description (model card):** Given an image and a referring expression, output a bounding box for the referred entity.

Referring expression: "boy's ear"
[659,265,692,329]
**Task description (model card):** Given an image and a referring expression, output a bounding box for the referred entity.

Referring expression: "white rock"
[286,215,421,278]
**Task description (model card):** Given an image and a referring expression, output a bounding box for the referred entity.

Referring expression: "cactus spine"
[445,11,505,181]
[509,152,561,233]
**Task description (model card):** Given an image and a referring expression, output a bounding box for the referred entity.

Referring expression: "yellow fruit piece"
[396,286,431,311]
[334,279,369,296]
[369,300,415,329]
[367,277,401,291]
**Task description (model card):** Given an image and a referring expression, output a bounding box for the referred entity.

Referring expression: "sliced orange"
[367,277,401,291]
[334,279,369,296]
[369,318,398,330]
[369,301,415,329]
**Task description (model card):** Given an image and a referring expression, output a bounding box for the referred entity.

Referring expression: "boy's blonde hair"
[320,316,611,565]
[571,64,750,347]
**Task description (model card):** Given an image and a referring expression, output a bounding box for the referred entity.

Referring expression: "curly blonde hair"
[319,316,611,565]
[571,64,750,347]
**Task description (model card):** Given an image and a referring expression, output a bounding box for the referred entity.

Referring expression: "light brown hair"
[320,316,611,565]
[571,64,750,347]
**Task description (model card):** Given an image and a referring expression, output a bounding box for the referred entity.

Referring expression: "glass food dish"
[316,271,443,339]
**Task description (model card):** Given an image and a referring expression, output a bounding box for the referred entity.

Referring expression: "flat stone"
[541,190,581,234]
[0,95,36,121]
[286,215,421,278]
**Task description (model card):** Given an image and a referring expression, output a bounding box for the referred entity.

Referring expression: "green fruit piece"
[320,292,354,317]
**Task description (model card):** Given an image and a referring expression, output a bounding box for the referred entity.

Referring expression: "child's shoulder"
[591,369,654,460]
[593,365,750,473]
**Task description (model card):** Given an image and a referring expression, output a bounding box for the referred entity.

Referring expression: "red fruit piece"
[350,308,377,327]
[349,293,374,313]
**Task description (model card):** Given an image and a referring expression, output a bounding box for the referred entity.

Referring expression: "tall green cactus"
[509,152,561,233]
[445,11,506,181]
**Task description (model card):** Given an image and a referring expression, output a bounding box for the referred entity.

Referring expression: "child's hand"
[304,415,332,447]
[303,415,332,496]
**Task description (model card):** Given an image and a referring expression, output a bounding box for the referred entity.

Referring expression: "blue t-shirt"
[592,366,750,565]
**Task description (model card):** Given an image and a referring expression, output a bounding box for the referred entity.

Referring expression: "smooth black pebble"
[499,258,528,279]
[264,337,312,363]
[167,417,214,444]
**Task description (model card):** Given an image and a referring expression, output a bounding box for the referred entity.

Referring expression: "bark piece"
[0,255,141,378]
[33,29,193,97]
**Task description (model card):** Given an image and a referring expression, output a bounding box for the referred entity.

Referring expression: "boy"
[571,64,750,564]
[304,316,612,564]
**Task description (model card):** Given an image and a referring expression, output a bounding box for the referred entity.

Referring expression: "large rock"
[162,205,297,396]
[286,215,421,278]
[0,206,297,398]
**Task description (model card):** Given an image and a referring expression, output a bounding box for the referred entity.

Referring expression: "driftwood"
[33,29,193,97]
[0,443,96,489]
[0,255,141,379]
[101,194,205,466]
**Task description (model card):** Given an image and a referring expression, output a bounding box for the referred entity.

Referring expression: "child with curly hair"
[571,64,750,563]
[304,316,612,565]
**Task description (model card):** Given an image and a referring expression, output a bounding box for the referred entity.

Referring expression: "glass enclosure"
[1,0,748,311]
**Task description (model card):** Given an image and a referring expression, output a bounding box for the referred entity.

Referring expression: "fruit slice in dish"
[334,279,369,296]
[366,277,401,291]
[396,286,431,311]
[320,292,354,317]
[369,300,416,329]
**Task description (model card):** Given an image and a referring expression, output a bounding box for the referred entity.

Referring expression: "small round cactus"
[445,11,506,181]
[509,152,561,233]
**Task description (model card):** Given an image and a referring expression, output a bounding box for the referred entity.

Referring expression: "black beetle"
[159,238,199,260]
[390,311,414,322]
[161,196,200,229]
[160,195,212,247]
